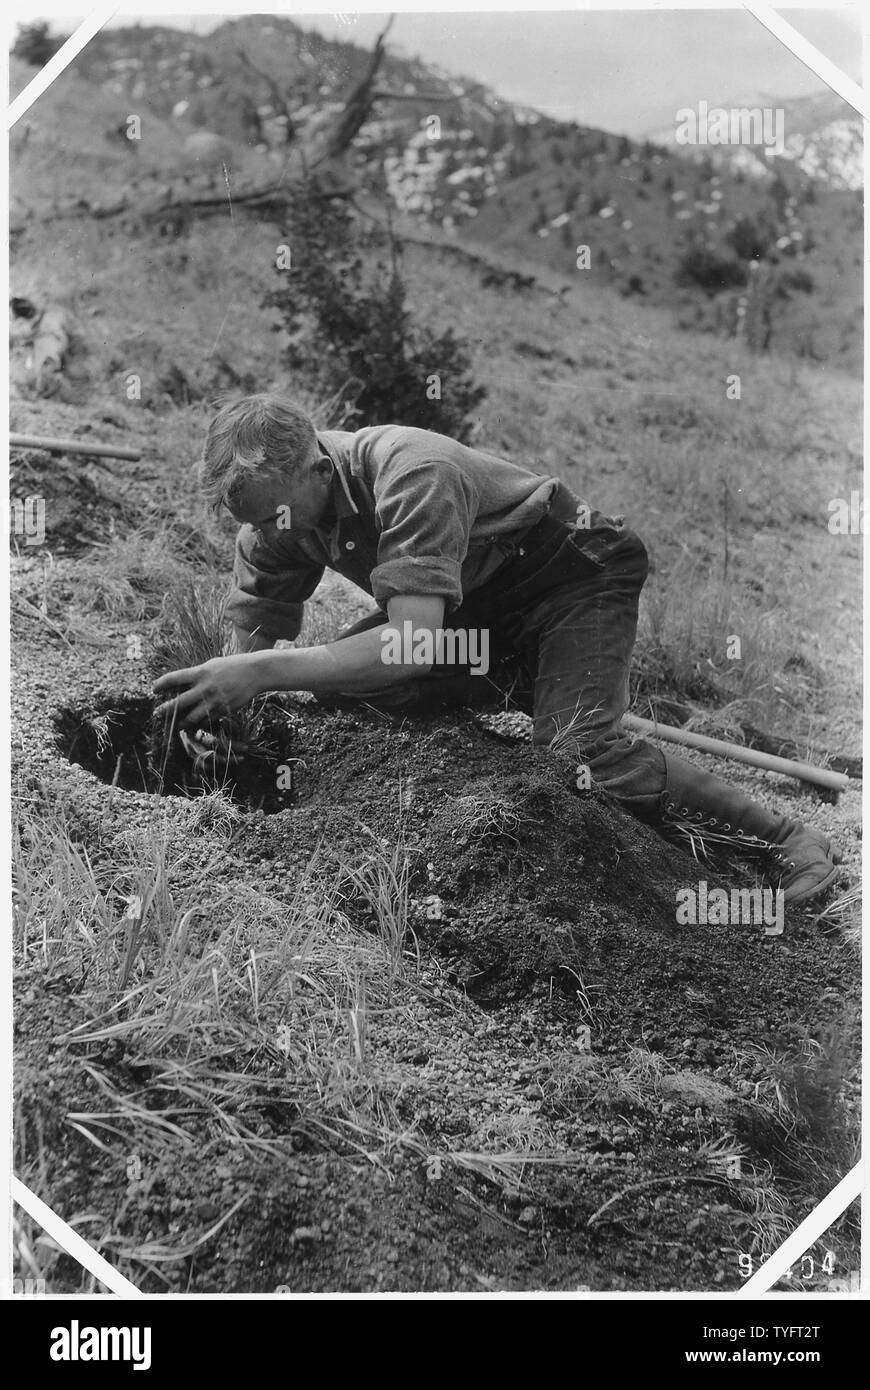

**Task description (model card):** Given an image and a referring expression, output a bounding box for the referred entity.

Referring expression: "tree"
[268,183,486,440]
[89,19,462,222]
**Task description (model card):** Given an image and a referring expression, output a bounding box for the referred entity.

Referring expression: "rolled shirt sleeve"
[370,459,478,612]
[226,524,324,641]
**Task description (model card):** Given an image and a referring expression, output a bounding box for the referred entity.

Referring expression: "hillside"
[8,22,862,1296]
[12,16,863,372]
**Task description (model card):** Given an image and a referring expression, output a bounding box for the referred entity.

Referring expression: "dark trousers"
[336,481,668,815]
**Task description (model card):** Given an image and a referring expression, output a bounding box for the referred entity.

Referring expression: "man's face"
[227,451,333,546]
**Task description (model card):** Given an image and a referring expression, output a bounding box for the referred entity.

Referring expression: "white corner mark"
[743,2,867,120]
[12,1176,141,1297]
[7,5,118,130]
[737,1162,862,1295]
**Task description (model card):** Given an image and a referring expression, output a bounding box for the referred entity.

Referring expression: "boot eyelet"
[681,806,690,816]
[710,818,718,826]
[695,812,703,822]
[723,823,731,831]
[736,830,744,838]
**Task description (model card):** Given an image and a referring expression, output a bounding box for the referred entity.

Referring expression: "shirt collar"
[316,433,359,521]
[313,432,358,561]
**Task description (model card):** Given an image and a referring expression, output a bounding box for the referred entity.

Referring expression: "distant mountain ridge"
[645,90,863,190]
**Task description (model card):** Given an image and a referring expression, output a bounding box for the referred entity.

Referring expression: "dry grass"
[145,576,231,677]
[449,787,528,846]
[633,559,803,727]
[12,791,422,1186]
[812,884,861,950]
[68,524,220,623]
[333,794,421,984]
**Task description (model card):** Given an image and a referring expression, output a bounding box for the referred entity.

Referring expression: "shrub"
[676,242,748,295]
[727,212,777,262]
[13,22,65,65]
[266,182,486,441]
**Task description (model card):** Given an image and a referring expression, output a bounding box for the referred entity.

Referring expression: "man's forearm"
[251,623,417,696]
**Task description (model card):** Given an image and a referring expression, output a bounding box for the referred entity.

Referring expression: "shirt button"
[345,541,355,551]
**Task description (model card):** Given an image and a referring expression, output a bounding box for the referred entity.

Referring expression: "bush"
[676,243,748,295]
[727,212,777,262]
[266,181,486,441]
[13,22,65,65]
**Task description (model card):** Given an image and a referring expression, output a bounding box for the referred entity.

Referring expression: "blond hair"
[198,394,318,513]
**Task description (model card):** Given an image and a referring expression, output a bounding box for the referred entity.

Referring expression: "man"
[154,393,841,905]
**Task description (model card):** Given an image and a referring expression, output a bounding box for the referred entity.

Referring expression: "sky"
[11,4,865,137]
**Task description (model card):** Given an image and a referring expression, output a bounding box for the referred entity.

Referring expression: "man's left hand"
[153,655,263,727]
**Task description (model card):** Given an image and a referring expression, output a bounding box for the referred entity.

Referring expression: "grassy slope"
[9,56,861,1293]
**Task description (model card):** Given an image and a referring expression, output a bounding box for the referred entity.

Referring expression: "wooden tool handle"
[10,433,142,462]
[623,713,850,793]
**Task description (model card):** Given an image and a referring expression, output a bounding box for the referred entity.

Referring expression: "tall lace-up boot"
[658,754,842,905]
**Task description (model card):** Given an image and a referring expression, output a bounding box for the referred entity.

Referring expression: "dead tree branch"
[313,14,395,165]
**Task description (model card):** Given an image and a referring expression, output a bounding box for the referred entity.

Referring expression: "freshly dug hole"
[53,694,298,813]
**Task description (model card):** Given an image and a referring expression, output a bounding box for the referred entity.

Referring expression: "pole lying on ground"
[623,713,849,793]
[10,433,142,462]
